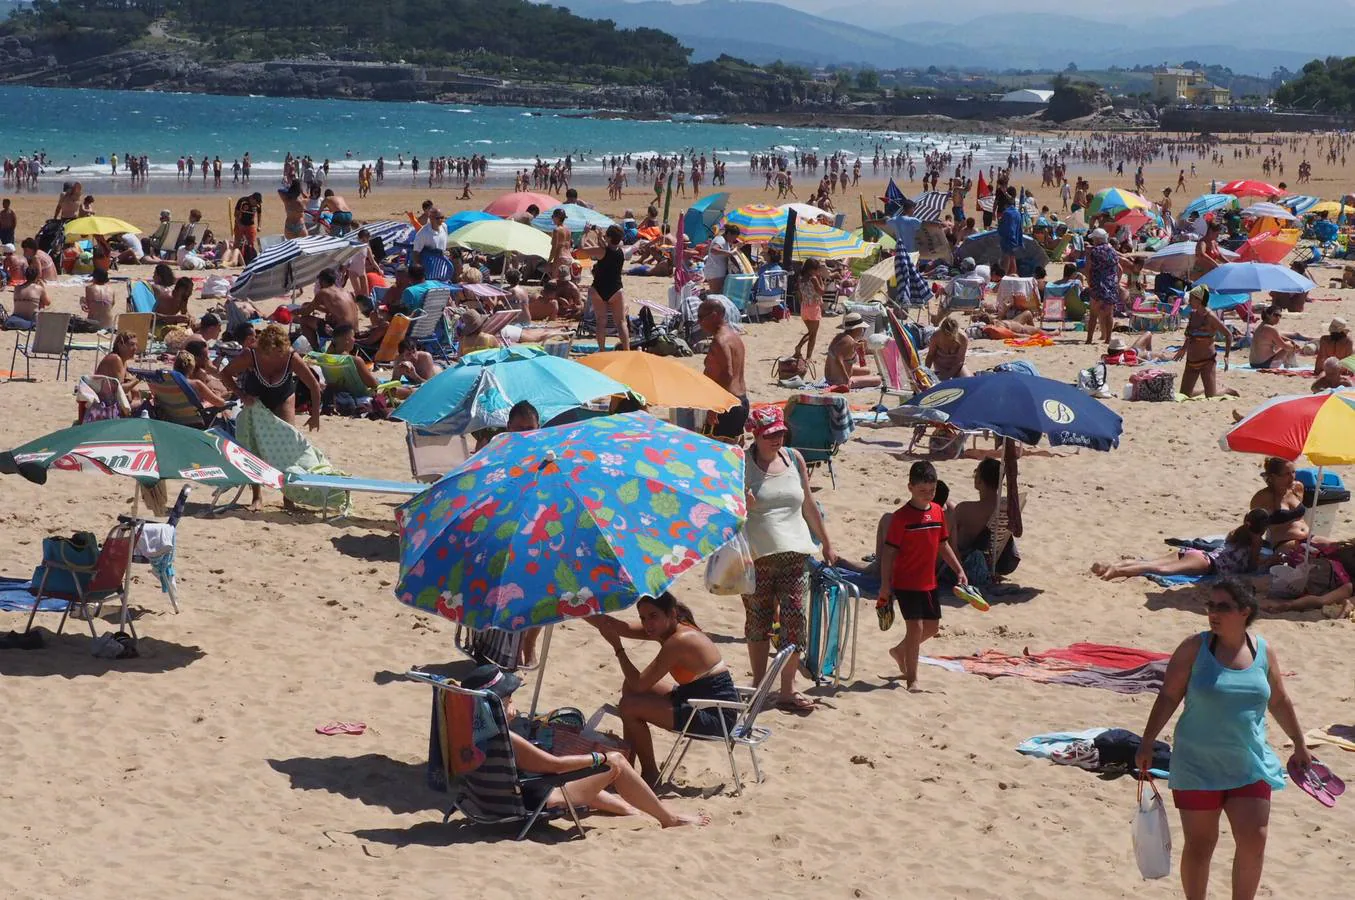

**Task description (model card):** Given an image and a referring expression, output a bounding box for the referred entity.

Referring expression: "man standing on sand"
[698,297,748,442]
[320,189,353,237]
[0,198,16,246]
[997,190,1023,276]
[412,208,449,258]
[234,192,262,264]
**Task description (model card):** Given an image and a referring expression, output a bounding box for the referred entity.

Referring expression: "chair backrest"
[373,314,413,363]
[784,395,845,463]
[116,312,153,355]
[874,339,906,391]
[87,523,136,595]
[308,351,371,397]
[1042,294,1066,324]
[30,312,72,355]
[138,368,211,427]
[755,269,788,298]
[406,425,470,482]
[427,680,527,820]
[723,273,756,308]
[420,250,454,283]
[143,221,169,254]
[409,288,453,342]
[128,281,156,314]
[736,643,796,737]
[456,624,527,671]
[947,277,985,308]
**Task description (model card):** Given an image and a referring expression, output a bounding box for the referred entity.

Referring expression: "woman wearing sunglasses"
[1136,579,1312,900]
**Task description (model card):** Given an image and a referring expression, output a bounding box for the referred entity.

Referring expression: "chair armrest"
[684,699,746,711]
[521,761,608,790]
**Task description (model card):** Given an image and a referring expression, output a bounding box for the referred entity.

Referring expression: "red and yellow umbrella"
[1220,391,1355,466]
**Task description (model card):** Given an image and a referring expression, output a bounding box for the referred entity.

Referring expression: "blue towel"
[1145,572,1216,588]
[0,577,67,613]
[1017,728,1168,779]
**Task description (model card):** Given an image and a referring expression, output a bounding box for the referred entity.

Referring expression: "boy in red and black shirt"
[877,460,966,691]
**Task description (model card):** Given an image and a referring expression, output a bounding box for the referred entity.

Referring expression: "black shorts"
[712,394,749,440]
[894,588,940,621]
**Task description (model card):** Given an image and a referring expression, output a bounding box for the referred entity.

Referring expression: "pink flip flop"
[1289,755,1338,807]
[316,721,367,736]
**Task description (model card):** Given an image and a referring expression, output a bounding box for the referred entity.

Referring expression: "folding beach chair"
[943,277,986,315]
[26,520,139,639]
[307,351,375,399]
[784,393,853,489]
[406,425,472,483]
[995,276,1037,318]
[407,287,454,360]
[1040,280,1081,331]
[420,250,455,284]
[721,273,757,316]
[871,336,915,406]
[135,368,232,430]
[73,373,131,423]
[748,269,787,322]
[656,643,794,796]
[407,669,606,840]
[9,311,73,381]
[804,562,860,689]
[282,472,424,521]
[142,221,171,258]
[127,280,156,315]
[1040,292,1067,332]
[371,313,413,365]
[111,312,154,359]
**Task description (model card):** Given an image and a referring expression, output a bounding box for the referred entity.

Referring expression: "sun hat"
[1107,336,1127,353]
[1088,228,1108,244]
[841,312,868,332]
[1,243,13,254]
[459,309,486,335]
[1330,317,1349,335]
[461,664,523,699]
[748,405,788,438]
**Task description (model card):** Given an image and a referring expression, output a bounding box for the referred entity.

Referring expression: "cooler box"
[1296,468,1349,537]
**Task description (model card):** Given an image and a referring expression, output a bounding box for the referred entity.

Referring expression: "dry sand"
[1,140,1354,899]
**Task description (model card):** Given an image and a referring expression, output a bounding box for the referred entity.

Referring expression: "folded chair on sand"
[405,425,471,483]
[407,669,607,840]
[656,643,795,796]
[784,393,853,489]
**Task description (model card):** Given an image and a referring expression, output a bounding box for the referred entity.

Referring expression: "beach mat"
[0,577,67,613]
[1144,572,1215,587]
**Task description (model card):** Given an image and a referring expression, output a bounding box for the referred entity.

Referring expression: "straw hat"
[459,309,486,335]
[1107,336,1127,353]
[1330,317,1349,335]
[841,312,868,332]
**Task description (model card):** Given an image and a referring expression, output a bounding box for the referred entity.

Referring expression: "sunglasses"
[1205,601,1239,614]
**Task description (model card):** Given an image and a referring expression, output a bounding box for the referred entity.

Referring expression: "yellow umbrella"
[769,221,868,260]
[578,351,739,411]
[63,216,140,237]
[1310,201,1346,217]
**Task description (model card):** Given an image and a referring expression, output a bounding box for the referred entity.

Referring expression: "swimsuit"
[1184,312,1217,370]
[284,220,306,239]
[671,670,740,737]
[592,245,623,298]
[242,349,297,412]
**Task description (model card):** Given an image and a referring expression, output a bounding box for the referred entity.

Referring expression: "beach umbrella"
[578,351,739,411]
[532,203,616,234]
[1085,188,1151,219]
[229,234,361,301]
[1114,208,1159,234]
[357,220,413,247]
[683,192,730,243]
[853,228,895,252]
[1183,193,1238,217]
[1237,230,1299,265]
[780,202,832,222]
[393,411,746,631]
[1279,195,1320,215]
[1141,241,1238,277]
[1309,200,1347,217]
[909,191,950,223]
[448,219,551,257]
[1220,391,1355,465]
[1239,202,1298,221]
[855,254,902,302]
[0,418,283,488]
[392,345,628,435]
[903,371,1122,450]
[957,229,1049,269]
[482,191,557,218]
[1194,262,1316,295]
[1219,179,1283,199]
[444,210,501,234]
[723,203,787,241]
[768,221,867,260]
[63,216,140,237]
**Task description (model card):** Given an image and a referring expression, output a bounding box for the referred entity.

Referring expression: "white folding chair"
[10,311,73,381]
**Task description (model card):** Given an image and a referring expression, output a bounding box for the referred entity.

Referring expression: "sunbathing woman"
[172,351,227,409]
[973,310,1041,338]
[1091,509,1268,581]
[925,315,972,378]
[1249,456,1331,555]
[1174,286,1238,398]
[587,593,740,785]
[460,665,708,828]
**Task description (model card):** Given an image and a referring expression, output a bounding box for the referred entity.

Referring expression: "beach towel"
[922,644,1169,694]
[233,403,351,513]
[1003,334,1054,348]
[1144,572,1215,587]
[1034,642,1169,669]
[1305,724,1355,754]
[0,577,66,613]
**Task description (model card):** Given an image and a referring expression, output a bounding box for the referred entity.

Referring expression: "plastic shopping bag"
[1132,777,1172,880]
[705,533,756,596]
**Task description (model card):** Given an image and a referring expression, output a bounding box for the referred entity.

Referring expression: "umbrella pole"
[1303,465,1322,565]
[527,623,554,719]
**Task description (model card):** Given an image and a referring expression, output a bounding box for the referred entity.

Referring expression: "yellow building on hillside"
[1153,68,1231,105]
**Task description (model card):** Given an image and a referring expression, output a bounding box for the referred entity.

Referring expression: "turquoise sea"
[3,85,1036,191]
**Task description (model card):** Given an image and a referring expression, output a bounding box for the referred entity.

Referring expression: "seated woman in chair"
[460,665,708,828]
[587,593,740,785]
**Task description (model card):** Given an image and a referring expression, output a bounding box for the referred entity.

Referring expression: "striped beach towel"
[894,249,930,306]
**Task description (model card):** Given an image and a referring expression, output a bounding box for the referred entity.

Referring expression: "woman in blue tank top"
[1137,580,1312,900]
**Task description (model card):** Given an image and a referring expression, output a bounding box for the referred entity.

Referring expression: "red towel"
[1031,642,1169,669]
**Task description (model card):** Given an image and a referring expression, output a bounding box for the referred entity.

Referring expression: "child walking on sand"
[877,461,967,691]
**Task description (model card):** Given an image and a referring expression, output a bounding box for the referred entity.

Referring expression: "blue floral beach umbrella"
[393,412,747,631]
[683,192,730,243]
[1183,193,1238,217]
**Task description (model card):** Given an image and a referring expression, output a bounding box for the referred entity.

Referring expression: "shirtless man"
[155,277,195,327]
[698,297,748,442]
[320,189,353,236]
[1250,305,1300,369]
[54,181,82,220]
[21,238,57,281]
[545,275,583,318]
[948,458,1004,559]
[9,266,49,326]
[300,268,360,349]
[548,207,573,279]
[94,331,141,395]
[0,198,17,245]
[326,324,382,393]
[1311,357,1354,392]
[393,338,442,385]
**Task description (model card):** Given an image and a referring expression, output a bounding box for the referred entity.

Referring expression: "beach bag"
[705,533,756,596]
[30,531,99,600]
[1132,778,1172,880]
[202,276,231,299]
[1076,362,1110,398]
[1130,368,1175,402]
[1269,559,1337,600]
[774,353,814,381]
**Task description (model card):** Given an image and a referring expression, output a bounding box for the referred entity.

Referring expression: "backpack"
[1129,368,1176,402]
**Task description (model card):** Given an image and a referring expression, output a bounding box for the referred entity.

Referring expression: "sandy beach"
[2,138,1354,899]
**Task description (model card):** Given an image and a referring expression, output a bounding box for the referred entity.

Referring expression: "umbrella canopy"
[445,210,501,234]
[1086,188,1151,218]
[448,219,551,257]
[910,191,950,223]
[483,191,558,218]
[532,204,616,234]
[393,412,746,630]
[357,220,414,247]
[903,371,1122,450]
[1221,391,1355,466]
[0,419,284,487]
[957,230,1049,269]
[1309,200,1347,217]
[780,202,831,222]
[1142,240,1238,277]
[1279,195,1320,214]
[1114,208,1159,233]
[684,192,730,243]
[768,221,867,260]
[229,234,361,301]
[578,351,739,411]
[853,227,895,251]
[1219,179,1282,199]
[1239,202,1297,221]
[63,216,139,237]
[1194,262,1316,295]
[392,345,628,434]
[1237,230,1299,265]
[855,254,901,301]
[1183,193,1238,217]
[723,204,787,241]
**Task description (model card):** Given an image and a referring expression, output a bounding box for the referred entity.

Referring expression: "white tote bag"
[1132,778,1172,880]
[705,533,756,596]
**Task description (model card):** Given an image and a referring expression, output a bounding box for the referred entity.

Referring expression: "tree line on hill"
[1273,57,1355,112]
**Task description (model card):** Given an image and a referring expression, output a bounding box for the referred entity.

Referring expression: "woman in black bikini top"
[588,224,630,352]
[220,323,323,431]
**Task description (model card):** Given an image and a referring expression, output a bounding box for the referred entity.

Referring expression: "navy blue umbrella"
[904,371,1122,451]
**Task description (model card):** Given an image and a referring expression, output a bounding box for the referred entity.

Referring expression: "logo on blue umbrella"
[1042,400,1076,424]
[920,388,965,408]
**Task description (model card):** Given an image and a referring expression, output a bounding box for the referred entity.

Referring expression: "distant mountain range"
[555,0,1355,75]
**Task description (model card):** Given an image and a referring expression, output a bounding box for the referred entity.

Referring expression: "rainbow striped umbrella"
[1221,391,1355,466]
[1085,188,1151,219]
[768,221,867,260]
[722,204,787,241]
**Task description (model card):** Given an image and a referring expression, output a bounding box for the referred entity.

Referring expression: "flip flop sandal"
[1310,760,1345,798]
[776,693,815,712]
[316,721,368,736]
[875,598,894,632]
[1289,755,1337,807]
[953,584,990,612]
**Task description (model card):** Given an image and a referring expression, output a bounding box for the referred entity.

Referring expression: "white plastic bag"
[1132,778,1172,880]
[705,533,756,596]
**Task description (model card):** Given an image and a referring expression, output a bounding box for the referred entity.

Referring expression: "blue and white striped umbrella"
[357,220,413,247]
[229,234,361,301]
[532,203,616,234]
[911,191,950,223]
[1279,195,1320,215]
[1183,193,1237,217]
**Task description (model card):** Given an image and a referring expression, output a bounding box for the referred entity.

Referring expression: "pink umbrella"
[482,191,558,218]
